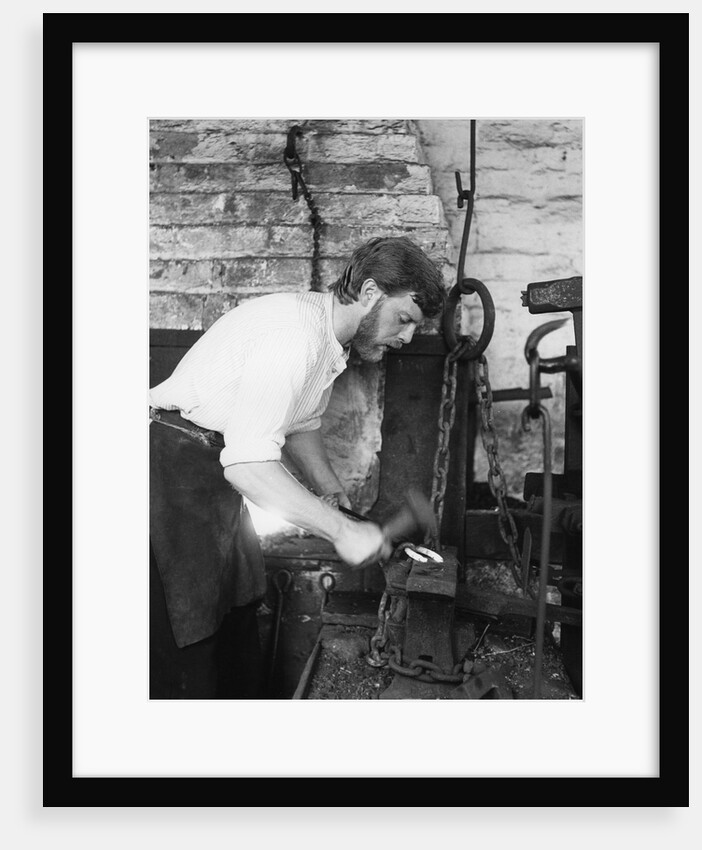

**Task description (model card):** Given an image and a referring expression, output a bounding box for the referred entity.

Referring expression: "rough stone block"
[150,191,307,226]
[149,224,313,260]
[150,160,434,196]
[150,130,421,164]
[150,257,313,293]
[318,223,451,261]
[151,191,447,230]
[150,162,292,194]
[149,291,238,331]
[321,359,385,510]
[304,161,433,195]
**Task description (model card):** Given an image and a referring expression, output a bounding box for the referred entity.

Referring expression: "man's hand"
[224,461,388,570]
[333,517,393,571]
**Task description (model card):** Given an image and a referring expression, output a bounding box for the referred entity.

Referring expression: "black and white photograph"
[45,10,691,814]
[147,117,583,702]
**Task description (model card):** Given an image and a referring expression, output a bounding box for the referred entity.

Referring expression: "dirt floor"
[302,624,577,700]
[301,559,580,700]
[305,626,396,700]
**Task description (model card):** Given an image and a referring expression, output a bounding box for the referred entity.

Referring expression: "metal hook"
[318,572,336,615]
[455,170,473,209]
[524,318,569,363]
[283,125,311,202]
[523,318,570,418]
[273,568,293,594]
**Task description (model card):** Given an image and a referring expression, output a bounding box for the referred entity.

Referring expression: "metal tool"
[337,505,373,523]
[266,568,292,697]
[520,527,533,594]
[522,319,563,698]
[338,489,438,569]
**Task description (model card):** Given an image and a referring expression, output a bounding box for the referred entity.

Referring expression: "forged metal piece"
[445,121,495,359]
[524,318,580,418]
[403,547,428,563]
[521,276,583,314]
[520,316,576,695]
[339,490,437,572]
[454,119,476,281]
[442,278,496,359]
[521,401,554,699]
[406,545,443,563]
[451,668,514,699]
[368,548,464,692]
[524,318,570,363]
[318,572,336,615]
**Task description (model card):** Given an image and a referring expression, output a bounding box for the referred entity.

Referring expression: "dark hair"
[329,236,446,319]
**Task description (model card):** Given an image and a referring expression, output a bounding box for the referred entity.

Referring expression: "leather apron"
[149,408,266,648]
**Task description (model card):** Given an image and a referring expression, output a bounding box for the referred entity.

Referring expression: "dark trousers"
[150,543,264,699]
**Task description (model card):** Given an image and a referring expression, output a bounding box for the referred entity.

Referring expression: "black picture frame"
[59,12,688,806]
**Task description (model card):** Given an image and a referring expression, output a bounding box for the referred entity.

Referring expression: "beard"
[350,298,385,362]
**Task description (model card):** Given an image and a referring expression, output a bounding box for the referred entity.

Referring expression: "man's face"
[351,293,425,362]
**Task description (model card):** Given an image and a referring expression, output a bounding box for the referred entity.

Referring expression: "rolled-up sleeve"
[219,330,311,467]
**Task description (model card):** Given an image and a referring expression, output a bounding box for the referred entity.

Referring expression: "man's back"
[149,290,348,464]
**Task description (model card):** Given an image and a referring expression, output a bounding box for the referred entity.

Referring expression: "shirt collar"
[324,292,348,369]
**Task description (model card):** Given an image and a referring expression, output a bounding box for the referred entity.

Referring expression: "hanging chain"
[366,592,391,666]
[306,193,323,292]
[474,353,525,593]
[428,116,476,545]
[427,338,471,547]
[283,125,324,292]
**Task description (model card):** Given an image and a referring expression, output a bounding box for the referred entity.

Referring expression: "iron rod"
[533,410,553,698]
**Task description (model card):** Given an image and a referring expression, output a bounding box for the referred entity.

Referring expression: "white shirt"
[149,291,349,467]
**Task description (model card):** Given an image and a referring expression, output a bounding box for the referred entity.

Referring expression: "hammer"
[338,488,438,568]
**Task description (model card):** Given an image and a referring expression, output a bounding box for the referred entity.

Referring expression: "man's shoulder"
[249,290,330,327]
[204,291,331,354]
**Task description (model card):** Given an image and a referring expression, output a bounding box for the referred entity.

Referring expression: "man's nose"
[398,325,416,344]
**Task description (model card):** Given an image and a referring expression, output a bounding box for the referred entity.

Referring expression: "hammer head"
[382,488,438,546]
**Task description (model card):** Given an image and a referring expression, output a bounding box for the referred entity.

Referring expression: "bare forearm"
[284,429,344,496]
[224,460,344,542]
[223,460,391,569]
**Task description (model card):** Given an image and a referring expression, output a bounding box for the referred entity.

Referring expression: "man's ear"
[359,278,381,306]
